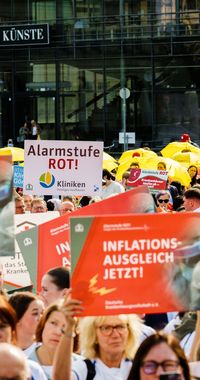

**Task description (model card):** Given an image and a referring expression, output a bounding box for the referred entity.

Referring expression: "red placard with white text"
[71,212,200,315]
[128,169,168,193]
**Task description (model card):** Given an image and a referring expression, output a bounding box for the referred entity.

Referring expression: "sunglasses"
[158,199,169,204]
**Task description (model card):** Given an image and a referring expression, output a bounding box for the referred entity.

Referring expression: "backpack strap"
[84,359,96,380]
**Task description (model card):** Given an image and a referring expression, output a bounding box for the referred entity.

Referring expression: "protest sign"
[5,185,154,293]
[15,211,59,233]
[15,214,71,292]
[36,185,155,292]
[127,168,168,193]
[0,155,15,257]
[71,212,200,315]
[1,211,59,292]
[24,140,103,196]
[13,165,24,188]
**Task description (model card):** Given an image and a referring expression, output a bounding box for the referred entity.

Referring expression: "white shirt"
[28,359,48,380]
[101,181,125,199]
[72,358,132,380]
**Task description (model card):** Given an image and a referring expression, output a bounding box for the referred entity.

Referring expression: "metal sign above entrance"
[0,24,49,46]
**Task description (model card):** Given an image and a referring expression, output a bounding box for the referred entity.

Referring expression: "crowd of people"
[2,134,200,379]
[0,271,200,379]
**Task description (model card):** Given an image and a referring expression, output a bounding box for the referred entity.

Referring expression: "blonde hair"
[78,314,142,359]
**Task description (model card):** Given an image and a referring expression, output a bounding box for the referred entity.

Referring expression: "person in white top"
[53,290,143,380]
[9,291,44,355]
[0,343,31,379]
[102,169,125,199]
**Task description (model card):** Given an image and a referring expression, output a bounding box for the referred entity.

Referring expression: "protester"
[172,312,197,358]
[31,198,47,213]
[59,200,75,215]
[23,194,33,212]
[30,119,41,140]
[0,295,48,379]
[129,162,140,170]
[18,122,30,147]
[188,165,199,187]
[15,194,26,214]
[62,195,78,208]
[78,196,92,207]
[40,267,70,307]
[157,162,167,171]
[155,190,172,212]
[53,293,142,380]
[9,291,44,356]
[183,188,200,212]
[127,332,191,380]
[28,302,68,379]
[0,343,31,380]
[173,195,185,212]
[47,198,61,212]
[121,171,130,190]
[102,169,125,199]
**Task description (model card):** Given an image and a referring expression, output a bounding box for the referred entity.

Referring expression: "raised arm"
[52,290,84,380]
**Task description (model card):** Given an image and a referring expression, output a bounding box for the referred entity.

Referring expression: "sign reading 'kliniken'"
[0,24,49,46]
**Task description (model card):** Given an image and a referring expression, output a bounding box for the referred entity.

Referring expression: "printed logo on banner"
[75,224,84,233]
[23,237,32,246]
[39,171,55,188]
[25,184,33,191]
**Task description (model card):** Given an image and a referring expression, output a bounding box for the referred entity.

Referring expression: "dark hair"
[173,195,184,211]
[0,296,16,333]
[184,187,200,201]
[79,196,92,207]
[122,171,130,180]
[155,191,170,200]
[127,332,191,380]
[47,267,70,290]
[102,169,115,181]
[46,200,55,211]
[8,291,37,321]
[188,165,198,186]
[35,303,62,342]
[170,181,183,196]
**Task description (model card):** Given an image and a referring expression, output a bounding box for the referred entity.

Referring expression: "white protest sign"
[24,140,103,196]
[15,211,59,233]
[0,212,60,290]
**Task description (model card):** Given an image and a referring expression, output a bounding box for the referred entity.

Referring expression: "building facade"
[0,0,200,152]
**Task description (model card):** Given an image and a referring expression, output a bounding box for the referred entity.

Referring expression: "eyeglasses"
[158,199,169,204]
[98,324,128,336]
[141,360,180,375]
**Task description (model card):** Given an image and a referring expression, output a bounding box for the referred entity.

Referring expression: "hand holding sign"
[62,289,84,323]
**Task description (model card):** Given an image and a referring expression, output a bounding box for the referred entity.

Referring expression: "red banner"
[71,212,200,315]
[37,185,154,292]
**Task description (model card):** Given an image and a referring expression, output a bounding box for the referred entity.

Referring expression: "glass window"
[32,0,56,23]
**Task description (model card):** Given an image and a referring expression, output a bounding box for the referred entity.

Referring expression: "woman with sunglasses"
[127,332,191,380]
[53,294,142,380]
[155,191,172,213]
